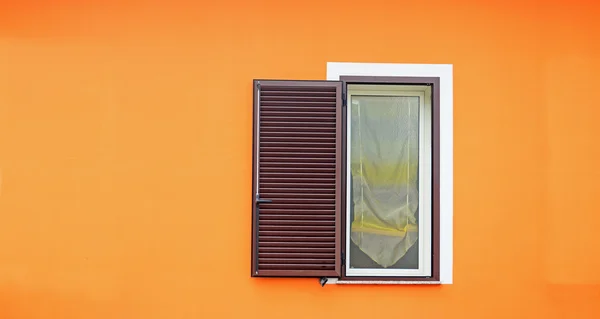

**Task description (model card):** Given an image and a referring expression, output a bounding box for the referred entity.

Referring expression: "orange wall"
[1,0,599,318]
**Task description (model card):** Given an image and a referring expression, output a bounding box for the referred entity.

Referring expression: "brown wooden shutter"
[251,80,342,277]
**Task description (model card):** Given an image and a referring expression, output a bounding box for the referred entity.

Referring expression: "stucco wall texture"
[0,1,599,318]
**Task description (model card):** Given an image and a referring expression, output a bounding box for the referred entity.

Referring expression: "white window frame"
[327,62,453,284]
[346,84,432,277]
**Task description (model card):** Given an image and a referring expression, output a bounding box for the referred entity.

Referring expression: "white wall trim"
[327,62,453,284]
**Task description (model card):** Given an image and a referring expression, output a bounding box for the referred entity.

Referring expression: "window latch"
[256,194,272,204]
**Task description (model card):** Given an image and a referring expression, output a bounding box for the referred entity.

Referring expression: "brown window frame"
[339,76,441,282]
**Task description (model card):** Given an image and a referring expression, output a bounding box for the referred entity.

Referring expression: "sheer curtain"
[350,95,420,268]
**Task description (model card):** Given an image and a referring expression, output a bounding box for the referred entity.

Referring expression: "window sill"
[325,278,442,285]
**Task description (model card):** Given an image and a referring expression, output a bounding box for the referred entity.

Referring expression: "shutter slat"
[260,153,335,159]
[261,128,336,134]
[260,105,335,112]
[260,91,335,97]
[252,80,341,278]
[261,136,336,143]
[261,167,335,173]
[260,231,336,237]
[260,157,335,163]
[260,101,336,107]
[261,98,336,104]
[261,134,336,142]
[260,258,335,264]
[262,193,335,204]
[260,146,336,151]
[260,193,335,199]
[260,122,336,129]
[259,214,335,221]
[259,236,335,242]
[260,183,335,189]
[261,85,335,92]
[261,206,335,213]
[259,241,335,248]
[261,198,335,204]
[259,253,335,259]
[259,220,335,226]
[261,116,336,123]
[262,183,335,190]
[259,225,336,231]
[261,111,336,118]
[259,177,335,183]
[261,165,335,171]
[261,141,336,147]
[259,264,335,270]
[261,110,335,122]
[260,147,336,154]
[259,247,335,253]
[261,127,336,134]
[259,188,334,194]
[260,173,335,179]
[259,209,335,215]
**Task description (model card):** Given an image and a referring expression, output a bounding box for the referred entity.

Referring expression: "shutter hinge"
[319,277,328,287]
[256,82,261,89]
[342,92,347,107]
[341,251,346,266]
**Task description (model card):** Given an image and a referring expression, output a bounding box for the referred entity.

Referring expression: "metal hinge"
[342,92,347,107]
[341,251,346,266]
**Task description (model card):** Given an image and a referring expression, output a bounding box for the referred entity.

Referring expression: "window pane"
[349,95,420,270]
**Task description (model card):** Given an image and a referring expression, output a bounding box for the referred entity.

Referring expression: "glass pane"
[349,95,420,270]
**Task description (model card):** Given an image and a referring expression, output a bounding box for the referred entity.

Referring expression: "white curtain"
[350,95,420,268]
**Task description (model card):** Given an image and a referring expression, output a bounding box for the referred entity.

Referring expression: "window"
[251,63,453,284]
[346,83,432,278]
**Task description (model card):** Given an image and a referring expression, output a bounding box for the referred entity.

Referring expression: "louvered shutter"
[251,80,343,277]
